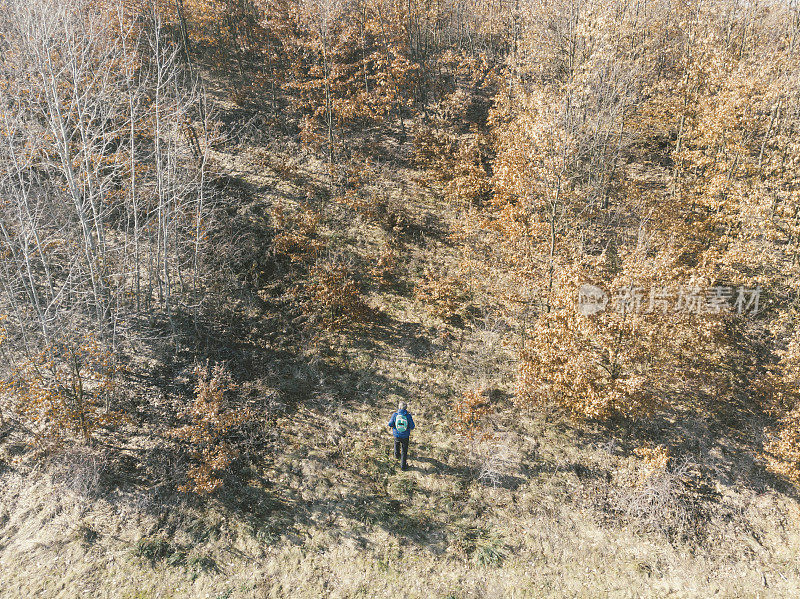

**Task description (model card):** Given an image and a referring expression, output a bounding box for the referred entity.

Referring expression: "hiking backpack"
[395,413,408,433]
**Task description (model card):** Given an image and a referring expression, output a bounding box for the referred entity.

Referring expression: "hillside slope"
[2,106,800,599]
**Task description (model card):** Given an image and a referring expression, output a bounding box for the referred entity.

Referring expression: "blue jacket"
[388,409,415,439]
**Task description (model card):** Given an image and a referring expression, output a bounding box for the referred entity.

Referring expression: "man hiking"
[388,401,415,471]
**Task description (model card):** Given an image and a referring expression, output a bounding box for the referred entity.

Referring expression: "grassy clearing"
[2,430,799,599]
[2,117,800,599]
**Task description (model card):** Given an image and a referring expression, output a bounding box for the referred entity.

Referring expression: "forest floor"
[2,87,800,598]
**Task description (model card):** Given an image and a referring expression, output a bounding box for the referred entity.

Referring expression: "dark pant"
[394,437,409,470]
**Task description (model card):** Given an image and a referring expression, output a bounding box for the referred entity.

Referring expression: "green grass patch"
[134,535,186,566]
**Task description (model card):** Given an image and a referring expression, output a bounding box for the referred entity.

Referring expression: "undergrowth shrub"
[51,446,107,498]
[295,257,374,329]
[764,337,800,486]
[75,522,99,546]
[453,388,492,440]
[2,334,119,450]
[617,452,701,541]
[585,445,708,542]
[446,136,491,208]
[454,389,519,487]
[412,124,455,175]
[415,267,471,323]
[633,444,671,485]
[766,406,800,485]
[516,304,657,421]
[264,151,304,186]
[271,204,322,264]
[173,362,255,495]
[470,439,517,488]
[333,182,412,237]
[380,206,413,241]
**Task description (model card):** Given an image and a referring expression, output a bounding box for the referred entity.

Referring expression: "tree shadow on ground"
[567,394,800,506]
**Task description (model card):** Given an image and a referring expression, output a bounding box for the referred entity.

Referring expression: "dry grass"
[2,117,800,599]
[3,429,800,599]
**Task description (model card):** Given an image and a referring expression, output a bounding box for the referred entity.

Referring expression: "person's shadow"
[409,455,471,477]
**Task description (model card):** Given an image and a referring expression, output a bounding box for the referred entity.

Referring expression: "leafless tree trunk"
[0,0,214,362]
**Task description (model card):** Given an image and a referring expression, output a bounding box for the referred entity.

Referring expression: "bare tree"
[0,0,214,359]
